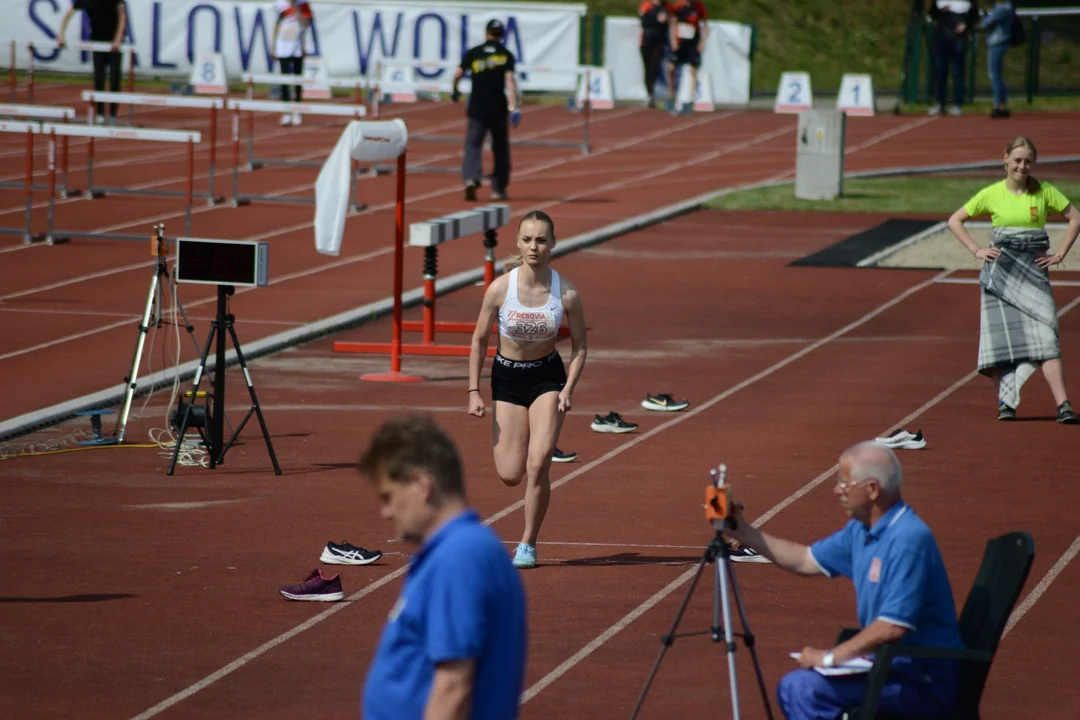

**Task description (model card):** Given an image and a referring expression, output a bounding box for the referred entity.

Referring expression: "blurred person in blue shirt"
[359,414,528,720]
[724,441,964,720]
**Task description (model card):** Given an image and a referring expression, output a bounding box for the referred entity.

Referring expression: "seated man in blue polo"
[359,414,528,719]
[724,440,963,720]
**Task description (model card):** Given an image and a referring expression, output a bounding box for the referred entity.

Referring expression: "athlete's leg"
[462,117,487,197]
[492,400,529,487]
[489,113,510,196]
[521,391,565,546]
[107,51,122,118]
[666,56,679,103]
[1041,358,1069,406]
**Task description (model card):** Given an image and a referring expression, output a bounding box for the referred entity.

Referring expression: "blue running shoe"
[512,543,537,569]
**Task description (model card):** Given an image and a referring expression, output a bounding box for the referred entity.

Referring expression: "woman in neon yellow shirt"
[947,136,1080,423]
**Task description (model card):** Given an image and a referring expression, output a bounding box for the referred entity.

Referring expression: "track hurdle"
[47,122,200,241]
[0,103,78,197]
[227,97,368,208]
[404,205,509,344]
[73,123,203,227]
[0,121,202,243]
[82,91,224,204]
[10,40,136,104]
[313,119,415,381]
[334,204,567,375]
[241,72,368,105]
[0,119,43,243]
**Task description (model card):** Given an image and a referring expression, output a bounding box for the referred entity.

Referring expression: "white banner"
[602,16,753,106]
[8,0,585,92]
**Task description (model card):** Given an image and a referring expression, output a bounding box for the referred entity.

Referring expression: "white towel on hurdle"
[314,119,409,256]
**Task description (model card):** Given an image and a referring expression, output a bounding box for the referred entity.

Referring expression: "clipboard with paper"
[790,652,874,677]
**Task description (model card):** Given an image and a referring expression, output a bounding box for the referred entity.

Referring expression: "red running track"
[1,209,1079,719]
[0,82,1079,719]
[2,81,1079,421]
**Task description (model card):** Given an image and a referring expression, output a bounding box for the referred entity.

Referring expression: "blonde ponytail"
[1004,135,1041,192]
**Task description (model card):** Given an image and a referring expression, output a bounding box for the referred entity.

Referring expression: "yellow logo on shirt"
[471,54,509,74]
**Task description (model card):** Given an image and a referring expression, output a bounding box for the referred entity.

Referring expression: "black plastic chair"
[841,531,1035,720]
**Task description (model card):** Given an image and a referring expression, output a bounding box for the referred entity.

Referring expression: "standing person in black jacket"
[638,0,669,108]
[56,0,128,126]
[927,0,980,116]
[452,19,521,203]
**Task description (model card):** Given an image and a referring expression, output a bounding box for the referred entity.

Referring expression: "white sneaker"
[728,543,772,564]
[874,429,927,450]
[291,112,302,126]
[94,115,105,125]
[280,113,293,126]
[928,104,942,116]
[641,393,690,412]
[948,105,963,116]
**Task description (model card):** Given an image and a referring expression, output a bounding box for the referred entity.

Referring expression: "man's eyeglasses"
[836,477,868,492]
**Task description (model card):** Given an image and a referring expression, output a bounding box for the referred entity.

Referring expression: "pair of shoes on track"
[997,401,1078,423]
[555,394,692,461]
[589,393,690,433]
[279,541,383,602]
[464,181,506,202]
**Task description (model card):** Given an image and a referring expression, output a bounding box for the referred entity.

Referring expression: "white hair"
[842,441,903,494]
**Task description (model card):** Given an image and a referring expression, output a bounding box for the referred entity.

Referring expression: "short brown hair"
[357,414,465,497]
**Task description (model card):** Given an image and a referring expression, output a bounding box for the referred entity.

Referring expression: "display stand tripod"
[630,465,775,720]
[167,283,281,476]
[115,223,201,444]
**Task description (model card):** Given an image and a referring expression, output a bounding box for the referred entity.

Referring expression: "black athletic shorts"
[673,42,701,68]
[491,350,566,408]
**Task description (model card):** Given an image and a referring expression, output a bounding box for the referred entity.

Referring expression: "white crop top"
[497,268,564,342]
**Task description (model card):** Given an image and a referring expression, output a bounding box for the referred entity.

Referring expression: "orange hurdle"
[334,205,530,378]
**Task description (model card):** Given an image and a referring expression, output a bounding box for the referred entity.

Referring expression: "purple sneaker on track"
[279,569,344,602]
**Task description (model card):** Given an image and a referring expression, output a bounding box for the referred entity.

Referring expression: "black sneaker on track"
[552,448,578,463]
[727,543,772,564]
[641,393,690,412]
[590,411,638,434]
[998,403,1016,421]
[1058,401,1078,424]
[464,182,479,202]
[320,541,383,566]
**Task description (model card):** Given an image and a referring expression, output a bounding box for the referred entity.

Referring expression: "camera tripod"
[167,283,281,476]
[115,224,200,444]
[630,465,774,720]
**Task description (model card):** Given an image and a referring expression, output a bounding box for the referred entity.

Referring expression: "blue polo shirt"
[362,510,528,720]
[809,502,964,681]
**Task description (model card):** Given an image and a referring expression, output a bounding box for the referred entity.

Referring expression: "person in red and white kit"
[271,0,313,126]
[666,0,708,115]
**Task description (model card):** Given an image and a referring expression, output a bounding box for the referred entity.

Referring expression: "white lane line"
[1002,535,1080,638]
